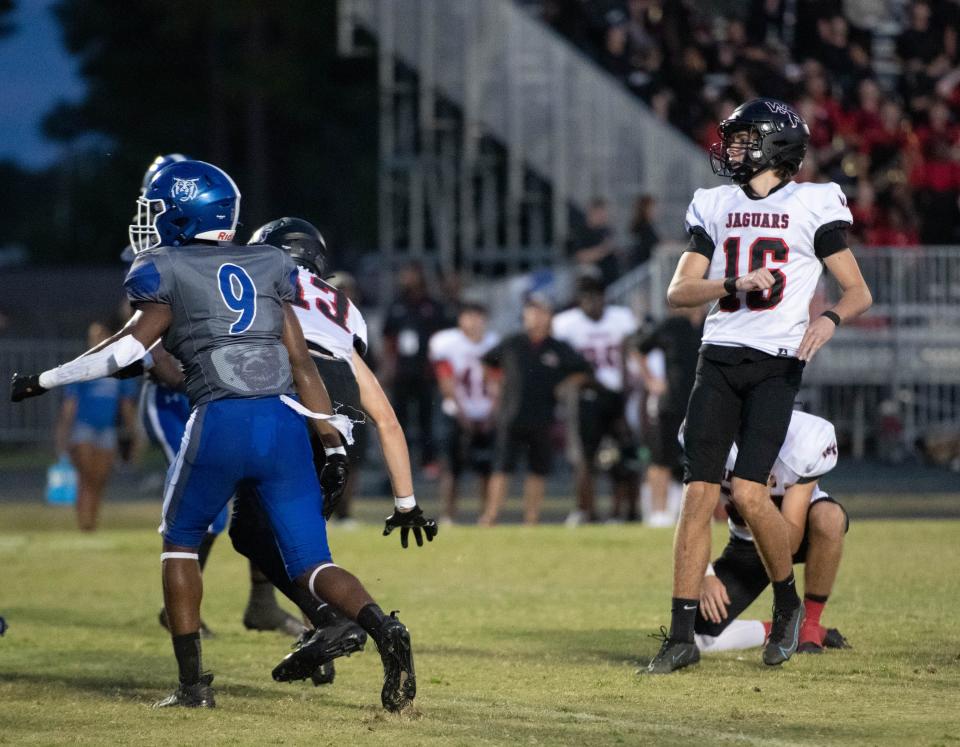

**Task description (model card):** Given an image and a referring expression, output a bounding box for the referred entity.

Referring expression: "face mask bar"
[709,123,766,182]
[128,197,167,254]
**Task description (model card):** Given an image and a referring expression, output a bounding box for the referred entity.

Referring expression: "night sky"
[0,0,85,167]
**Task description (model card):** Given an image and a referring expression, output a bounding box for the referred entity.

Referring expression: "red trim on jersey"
[746,237,789,311]
[433,360,454,380]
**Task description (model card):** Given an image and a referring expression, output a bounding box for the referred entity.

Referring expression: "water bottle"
[45,456,78,506]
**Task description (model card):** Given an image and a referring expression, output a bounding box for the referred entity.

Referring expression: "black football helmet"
[709,98,809,184]
[248,217,329,276]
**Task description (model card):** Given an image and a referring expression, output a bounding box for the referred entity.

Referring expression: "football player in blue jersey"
[130,154,304,638]
[12,159,417,712]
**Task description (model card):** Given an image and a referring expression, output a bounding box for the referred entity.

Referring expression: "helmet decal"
[171,177,201,202]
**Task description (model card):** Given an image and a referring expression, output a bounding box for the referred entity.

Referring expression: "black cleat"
[376,611,416,712]
[158,608,214,639]
[311,661,335,686]
[644,626,700,674]
[153,672,215,708]
[272,619,367,682]
[243,603,306,637]
[822,627,851,649]
[764,604,804,666]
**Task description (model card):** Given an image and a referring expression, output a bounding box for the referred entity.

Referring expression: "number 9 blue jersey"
[124,243,299,407]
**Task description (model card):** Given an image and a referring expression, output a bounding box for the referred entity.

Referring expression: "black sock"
[307,601,342,629]
[772,571,800,610]
[172,632,202,686]
[247,578,277,608]
[197,533,217,572]
[356,603,388,644]
[669,597,699,643]
[804,592,828,604]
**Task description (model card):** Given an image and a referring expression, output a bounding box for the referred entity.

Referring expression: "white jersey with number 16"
[685,181,853,358]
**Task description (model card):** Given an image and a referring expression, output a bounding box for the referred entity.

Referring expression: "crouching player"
[691,410,851,655]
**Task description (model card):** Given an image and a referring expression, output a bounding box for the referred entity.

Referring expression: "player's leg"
[798,498,850,652]
[693,540,770,652]
[523,426,552,525]
[440,418,465,523]
[647,356,740,673]
[732,357,805,665]
[154,404,240,708]
[568,388,598,525]
[70,435,114,531]
[256,401,415,711]
[480,421,519,525]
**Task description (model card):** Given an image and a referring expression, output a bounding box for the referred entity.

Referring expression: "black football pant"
[229,487,340,630]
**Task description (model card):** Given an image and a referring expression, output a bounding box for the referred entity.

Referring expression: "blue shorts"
[142,381,228,535]
[160,396,330,578]
[70,423,116,451]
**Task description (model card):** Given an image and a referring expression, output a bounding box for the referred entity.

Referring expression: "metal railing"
[338,0,718,278]
[0,339,82,445]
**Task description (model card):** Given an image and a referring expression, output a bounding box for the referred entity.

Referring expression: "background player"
[53,321,139,531]
[428,303,499,525]
[648,98,872,673]
[692,411,850,655]
[552,271,638,526]
[12,160,418,712]
[480,294,591,525]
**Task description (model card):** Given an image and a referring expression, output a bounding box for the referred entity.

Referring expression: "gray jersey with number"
[124,243,299,407]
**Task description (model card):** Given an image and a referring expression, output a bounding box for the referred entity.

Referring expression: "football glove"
[10,373,46,402]
[320,452,350,520]
[383,505,438,548]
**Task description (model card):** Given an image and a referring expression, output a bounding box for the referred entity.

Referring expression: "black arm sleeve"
[814,221,851,259]
[685,226,715,259]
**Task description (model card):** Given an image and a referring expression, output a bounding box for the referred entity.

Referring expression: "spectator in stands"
[479,294,591,526]
[568,197,619,288]
[381,261,447,477]
[627,194,659,269]
[53,321,139,531]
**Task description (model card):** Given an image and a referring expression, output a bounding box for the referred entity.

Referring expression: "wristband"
[394,494,416,510]
[821,310,841,326]
[723,277,738,295]
[441,397,459,417]
[324,446,347,457]
[705,563,716,577]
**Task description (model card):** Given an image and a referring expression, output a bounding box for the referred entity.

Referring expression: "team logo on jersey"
[171,177,201,203]
[763,100,802,128]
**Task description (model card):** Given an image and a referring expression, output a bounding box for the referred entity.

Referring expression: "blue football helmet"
[128,160,241,253]
[140,153,188,195]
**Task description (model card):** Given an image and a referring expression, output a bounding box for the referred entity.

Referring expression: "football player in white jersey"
[428,304,499,524]
[648,98,872,673]
[236,218,437,686]
[552,272,639,525]
[689,411,850,655]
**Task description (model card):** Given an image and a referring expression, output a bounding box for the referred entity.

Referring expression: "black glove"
[319,452,350,520]
[112,361,146,380]
[383,505,438,548]
[10,373,46,402]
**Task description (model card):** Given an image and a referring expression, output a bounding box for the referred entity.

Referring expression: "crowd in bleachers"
[527,0,960,246]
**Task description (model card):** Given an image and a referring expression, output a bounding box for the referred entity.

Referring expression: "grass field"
[1,502,959,746]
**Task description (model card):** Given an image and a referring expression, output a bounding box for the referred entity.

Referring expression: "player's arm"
[779,481,818,554]
[280,304,342,448]
[11,304,172,401]
[355,349,438,546]
[354,349,414,500]
[667,251,775,308]
[700,566,732,625]
[797,249,873,362]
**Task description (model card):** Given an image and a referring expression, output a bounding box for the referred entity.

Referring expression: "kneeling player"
[692,411,851,656]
